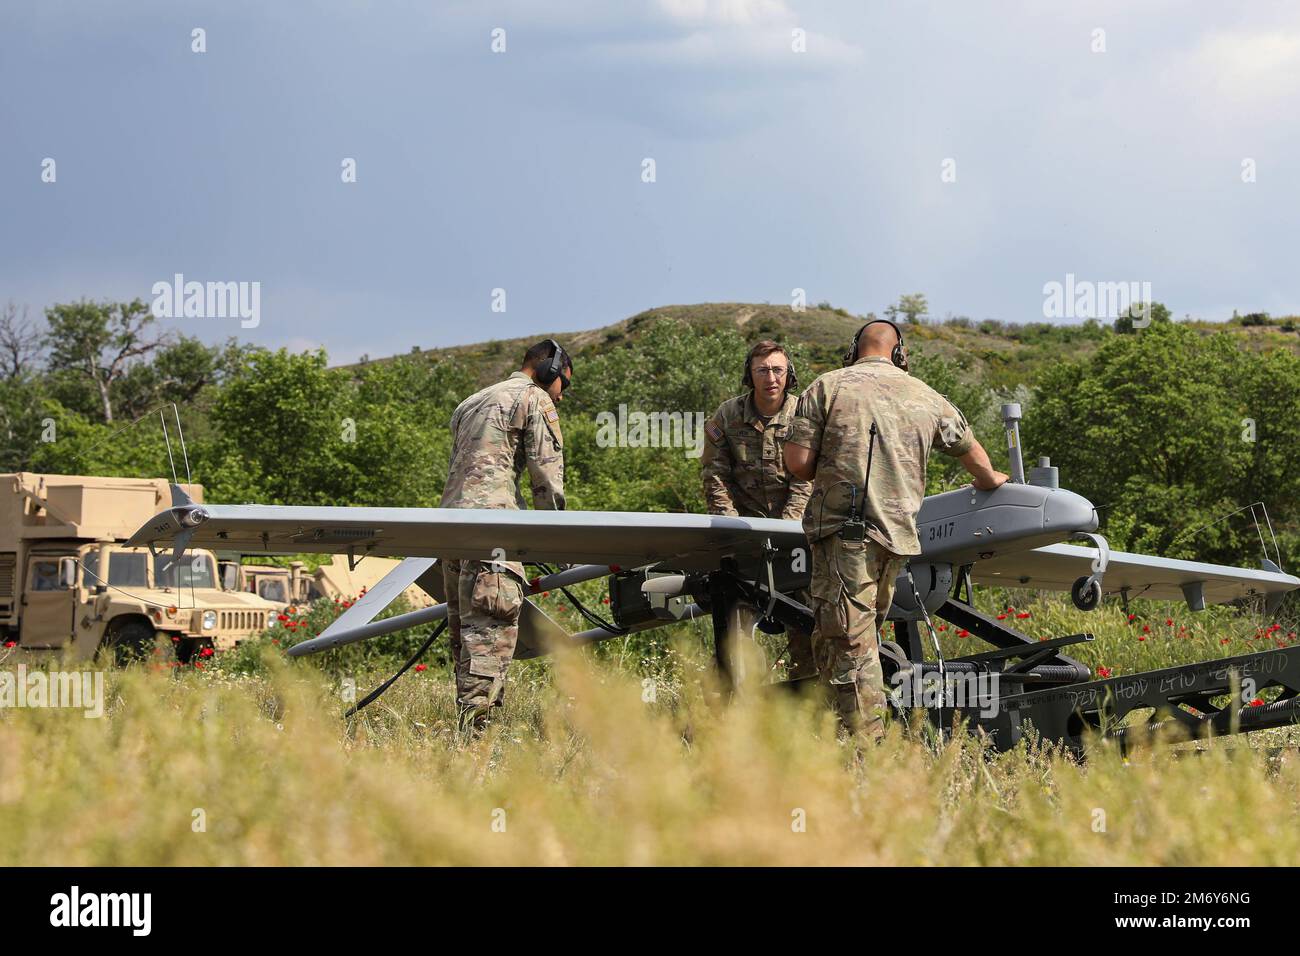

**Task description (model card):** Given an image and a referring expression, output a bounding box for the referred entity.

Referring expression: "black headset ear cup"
[536,339,567,387]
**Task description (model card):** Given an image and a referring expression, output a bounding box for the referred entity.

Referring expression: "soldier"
[700,340,816,680]
[440,339,570,732]
[784,320,1008,740]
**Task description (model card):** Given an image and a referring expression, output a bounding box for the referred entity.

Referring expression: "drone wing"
[973,543,1299,612]
[124,498,804,570]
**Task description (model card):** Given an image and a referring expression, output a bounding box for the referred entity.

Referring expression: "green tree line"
[4,297,1295,571]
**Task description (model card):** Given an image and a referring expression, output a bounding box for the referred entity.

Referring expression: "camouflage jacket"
[700,391,812,520]
[790,356,973,555]
[441,371,565,513]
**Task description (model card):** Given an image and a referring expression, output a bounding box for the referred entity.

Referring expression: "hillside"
[343,302,1300,391]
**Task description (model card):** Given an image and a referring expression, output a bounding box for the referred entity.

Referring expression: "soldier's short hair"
[742,340,798,393]
[522,340,573,372]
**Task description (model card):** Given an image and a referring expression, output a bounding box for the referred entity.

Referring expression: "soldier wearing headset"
[440,340,570,733]
[784,320,1007,742]
[700,340,816,681]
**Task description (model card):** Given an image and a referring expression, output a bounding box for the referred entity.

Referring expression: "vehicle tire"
[102,619,155,666]
[1071,576,1102,612]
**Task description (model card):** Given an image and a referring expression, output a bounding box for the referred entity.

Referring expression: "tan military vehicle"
[219,555,435,612]
[0,473,280,664]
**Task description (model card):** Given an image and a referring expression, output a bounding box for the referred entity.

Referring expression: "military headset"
[844,318,908,371]
[533,339,572,391]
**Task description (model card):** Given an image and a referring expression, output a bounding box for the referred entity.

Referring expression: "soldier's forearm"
[958,440,997,482]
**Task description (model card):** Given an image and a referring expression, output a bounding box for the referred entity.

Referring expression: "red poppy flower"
[414,663,427,672]
[1016,612,1031,619]
[1097,666,1112,678]
[1250,698,1265,708]
[957,629,969,637]
[1138,636,1146,642]
[3,641,15,648]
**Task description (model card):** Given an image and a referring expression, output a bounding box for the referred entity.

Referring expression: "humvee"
[0,473,281,664]
[218,555,436,612]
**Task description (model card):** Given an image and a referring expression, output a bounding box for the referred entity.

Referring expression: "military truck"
[0,473,281,664]
[219,555,436,612]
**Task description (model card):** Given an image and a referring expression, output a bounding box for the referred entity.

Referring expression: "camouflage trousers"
[442,558,526,730]
[808,535,907,740]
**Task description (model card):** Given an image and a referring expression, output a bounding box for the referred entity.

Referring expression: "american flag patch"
[705,421,724,444]
[544,407,559,424]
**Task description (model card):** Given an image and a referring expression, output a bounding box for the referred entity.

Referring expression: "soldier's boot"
[830,654,888,744]
[456,700,490,739]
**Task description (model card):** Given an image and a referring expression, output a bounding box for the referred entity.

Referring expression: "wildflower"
[414,664,427,673]
[1142,625,1150,633]
[1128,614,1136,622]
[1138,635,1146,642]
[1016,612,1031,619]
[1250,698,1265,708]
[1220,638,1230,644]
[200,647,214,658]
[957,629,970,638]
[1165,618,1173,626]
[1097,666,1112,678]
[997,614,1006,620]
[3,640,15,648]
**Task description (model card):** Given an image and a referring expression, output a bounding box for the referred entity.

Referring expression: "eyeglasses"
[752,366,789,378]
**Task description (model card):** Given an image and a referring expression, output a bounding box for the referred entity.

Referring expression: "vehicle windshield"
[153,553,216,589]
[108,552,148,588]
[258,578,288,603]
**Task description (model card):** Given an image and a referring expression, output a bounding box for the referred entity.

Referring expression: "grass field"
[2,590,1299,866]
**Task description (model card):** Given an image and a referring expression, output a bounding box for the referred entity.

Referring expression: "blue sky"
[3,0,1298,362]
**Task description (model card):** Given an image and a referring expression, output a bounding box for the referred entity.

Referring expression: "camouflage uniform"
[790,356,973,738]
[701,392,816,679]
[440,371,565,729]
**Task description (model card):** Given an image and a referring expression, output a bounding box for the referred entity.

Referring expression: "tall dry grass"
[2,590,1300,866]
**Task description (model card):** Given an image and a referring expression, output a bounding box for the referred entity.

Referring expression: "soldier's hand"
[972,470,1010,491]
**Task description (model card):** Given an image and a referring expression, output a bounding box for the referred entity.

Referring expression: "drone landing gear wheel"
[1071,575,1102,612]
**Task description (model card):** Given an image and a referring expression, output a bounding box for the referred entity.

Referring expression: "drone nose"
[1043,489,1098,533]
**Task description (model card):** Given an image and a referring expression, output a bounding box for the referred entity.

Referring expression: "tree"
[885,293,929,325]
[44,299,167,422]
[0,301,42,379]
[114,336,255,421]
[1114,301,1171,334]
[1021,323,1289,565]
